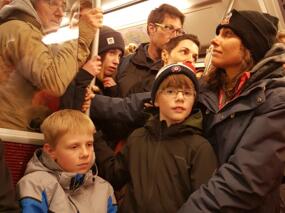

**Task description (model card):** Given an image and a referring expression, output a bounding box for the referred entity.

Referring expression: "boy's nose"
[114,56,120,65]
[176,91,185,100]
[80,147,89,158]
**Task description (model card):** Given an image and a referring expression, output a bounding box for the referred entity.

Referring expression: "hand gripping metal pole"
[86,0,101,116]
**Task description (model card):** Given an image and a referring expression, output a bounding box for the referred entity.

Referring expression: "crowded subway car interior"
[1,0,285,212]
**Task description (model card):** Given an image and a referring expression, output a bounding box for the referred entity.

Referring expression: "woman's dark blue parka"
[179,43,285,212]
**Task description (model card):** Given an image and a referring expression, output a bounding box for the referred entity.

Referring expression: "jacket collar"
[26,149,96,192]
[0,0,41,30]
[145,109,203,139]
[131,43,163,71]
[2,11,42,31]
[200,43,285,114]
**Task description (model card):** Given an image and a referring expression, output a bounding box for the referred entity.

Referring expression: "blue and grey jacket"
[16,149,117,213]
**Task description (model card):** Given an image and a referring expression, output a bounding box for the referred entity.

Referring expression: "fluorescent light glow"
[103,0,191,29]
[41,0,195,44]
[42,27,79,45]
[102,0,135,11]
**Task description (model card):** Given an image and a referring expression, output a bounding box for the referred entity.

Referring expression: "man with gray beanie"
[96,25,125,95]
[61,25,125,108]
[60,25,125,149]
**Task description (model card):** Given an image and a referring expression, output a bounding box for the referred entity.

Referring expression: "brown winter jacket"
[0,0,95,130]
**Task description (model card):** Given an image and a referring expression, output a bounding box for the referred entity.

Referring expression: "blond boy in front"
[16,109,117,213]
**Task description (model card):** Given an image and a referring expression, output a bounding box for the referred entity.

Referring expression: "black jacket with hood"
[116,43,163,97]
[95,110,217,213]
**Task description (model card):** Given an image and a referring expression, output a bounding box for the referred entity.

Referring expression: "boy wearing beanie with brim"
[94,63,217,212]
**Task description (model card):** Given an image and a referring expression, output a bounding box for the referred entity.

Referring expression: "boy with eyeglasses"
[95,63,217,213]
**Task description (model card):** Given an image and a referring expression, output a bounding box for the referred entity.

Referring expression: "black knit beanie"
[99,26,125,55]
[216,9,279,63]
[151,63,199,103]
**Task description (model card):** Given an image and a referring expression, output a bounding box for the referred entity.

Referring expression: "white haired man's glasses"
[44,0,67,13]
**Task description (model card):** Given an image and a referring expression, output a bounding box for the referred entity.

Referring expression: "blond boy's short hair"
[41,109,95,147]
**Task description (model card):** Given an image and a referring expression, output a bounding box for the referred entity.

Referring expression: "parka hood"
[199,43,285,113]
[245,43,285,88]
[25,149,63,175]
[25,149,97,191]
[145,109,203,139]
[0,0,41,26]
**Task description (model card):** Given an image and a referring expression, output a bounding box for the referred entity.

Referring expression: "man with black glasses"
[116,3,185,97]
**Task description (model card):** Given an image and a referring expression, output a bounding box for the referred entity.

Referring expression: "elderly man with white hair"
[0,0,103,131]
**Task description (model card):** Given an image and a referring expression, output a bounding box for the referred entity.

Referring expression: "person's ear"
[43,143,56,160]
[161,49,169,65]
[148,23,156,35]
[154,96,160,107]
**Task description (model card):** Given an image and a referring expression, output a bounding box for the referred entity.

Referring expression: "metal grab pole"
[86,0,101,116]
[91,0,101,58]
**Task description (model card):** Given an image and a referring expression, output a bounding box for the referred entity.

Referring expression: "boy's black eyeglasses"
[161,88,195,99]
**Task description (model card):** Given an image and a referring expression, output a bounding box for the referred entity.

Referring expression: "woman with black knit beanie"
[179,9,285,212]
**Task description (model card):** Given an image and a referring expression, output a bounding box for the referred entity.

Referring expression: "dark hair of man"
[147,4,185,27]
[163,34,200,53]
